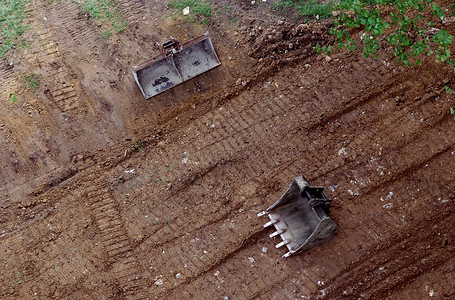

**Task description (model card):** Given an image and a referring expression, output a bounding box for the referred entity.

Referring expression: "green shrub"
[317,0,455,70]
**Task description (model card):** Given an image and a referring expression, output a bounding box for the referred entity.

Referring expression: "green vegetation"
[111,175,124,188]
[81,0,128,39]
[131,141,144,152]
[21,73,42,91]
[274,0,333,18]
[8,93,18,103]
[316,0,455,70]
[0,0,30,56]
[11,270,25,286]
[163,219,173,227]
[168,0,213,24]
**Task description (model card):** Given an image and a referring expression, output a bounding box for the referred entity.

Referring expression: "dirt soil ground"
[1,0,455,299]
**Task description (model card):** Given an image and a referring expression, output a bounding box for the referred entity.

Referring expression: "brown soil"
[1,1,455,299]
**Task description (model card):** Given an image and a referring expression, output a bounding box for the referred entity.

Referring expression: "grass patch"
[0,0,30,57]
[81,0,128,39]
[21,73,42,90]
[274,0,332,18]
[168,0,213,24]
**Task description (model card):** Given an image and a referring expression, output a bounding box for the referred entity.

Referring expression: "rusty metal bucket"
[258,176,337,258]
[132,33,221,99]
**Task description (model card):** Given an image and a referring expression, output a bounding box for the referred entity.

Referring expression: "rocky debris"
[234,20,332,61]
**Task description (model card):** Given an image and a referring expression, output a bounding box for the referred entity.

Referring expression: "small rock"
[182,6,190,15]
[288,43,294,49]
[175,273,182,279]
[332,10,341,17]
[248,257,255,264]
[277,20,284,25]
[262,247,268,253]
[251,1,255,5]
[154,279,164,286]
[325,55,332,62]
[214,270,220,276]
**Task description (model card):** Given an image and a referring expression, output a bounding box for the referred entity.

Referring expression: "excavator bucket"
[258,176,337,258]
[132,33,221,99]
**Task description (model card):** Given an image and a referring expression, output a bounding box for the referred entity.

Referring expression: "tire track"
[85,181,149,299]
[22,2,87,115]
[49,1,98,48]
[114,0,146,24]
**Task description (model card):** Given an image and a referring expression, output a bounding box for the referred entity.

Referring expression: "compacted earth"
[1,0,454,299]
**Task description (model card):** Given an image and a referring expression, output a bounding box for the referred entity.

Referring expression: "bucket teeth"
[257,211,267,217]
[263,219,278,228]
[269,229,284,238]
[276,240,290,248]
[282,252,292,258]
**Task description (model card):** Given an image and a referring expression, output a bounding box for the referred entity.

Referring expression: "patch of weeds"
[8,93,18,103]
[21,73,42,91]
[168,0,213,24]
[81,0,128,40]
[131,141,144,152]
[163,219,173,227]
[444,86,453,94]
[11,269,25,286]
[151,218,173,227]
[111,175,124,188]
[451,108,455,115]
[102,29,112,40]
[0,0,30,57]
[274,0,332,19]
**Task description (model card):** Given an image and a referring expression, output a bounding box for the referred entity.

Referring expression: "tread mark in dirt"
[51,1,97,47]
[22,2,86,115]
[87,184,149,299]
[114,0,146,23]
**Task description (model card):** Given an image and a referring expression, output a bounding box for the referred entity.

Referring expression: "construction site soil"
[1,1,455,299]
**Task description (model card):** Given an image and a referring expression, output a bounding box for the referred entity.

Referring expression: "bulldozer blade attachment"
[258,176,337,257]
[132,33,220,99]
